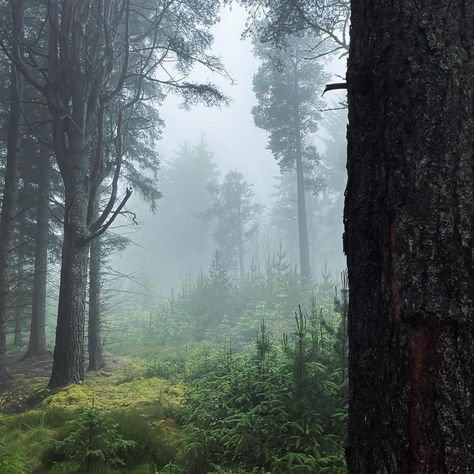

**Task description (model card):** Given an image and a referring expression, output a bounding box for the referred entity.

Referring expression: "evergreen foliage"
[180,305,346,473]
[46,406,136,473]
[202,171,262,280]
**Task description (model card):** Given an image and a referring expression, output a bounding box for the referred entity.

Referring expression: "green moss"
[0,359,185,473]
[41,359,184,412]
[43,384,91,408]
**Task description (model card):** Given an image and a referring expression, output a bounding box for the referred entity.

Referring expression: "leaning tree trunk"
[26,146,50,357]
[48,165,90,388]
[345,1,474,472]
[88,197,105,372]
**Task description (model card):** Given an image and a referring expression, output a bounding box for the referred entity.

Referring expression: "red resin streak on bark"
[408,325,433,474]
[390,221,401,321]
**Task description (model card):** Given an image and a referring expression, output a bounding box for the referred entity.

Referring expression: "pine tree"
[150,138,219,286]
[252,33,328,284]
[202,171,262,282]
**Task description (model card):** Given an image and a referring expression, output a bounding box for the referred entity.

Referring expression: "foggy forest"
[0,0,472,473]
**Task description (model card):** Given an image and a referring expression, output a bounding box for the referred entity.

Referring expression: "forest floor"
[0,355,184,473]
[7,353,53,380]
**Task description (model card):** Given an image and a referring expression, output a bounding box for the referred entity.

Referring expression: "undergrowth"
[0,265,349,473]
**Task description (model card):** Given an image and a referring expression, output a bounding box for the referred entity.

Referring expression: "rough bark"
[345,1,474,472]
[88,198,105,372]
[26,146,50,357]
[46,1,91,388]
[48,168,90,387]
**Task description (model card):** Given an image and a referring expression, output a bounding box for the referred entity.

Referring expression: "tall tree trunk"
[0,53,22,381]
[47,0,92,387]
[88,198,104,371]
[293,68,311,285]
[48,168,90,387]
[26,146,50,357]
[345,1,474,472]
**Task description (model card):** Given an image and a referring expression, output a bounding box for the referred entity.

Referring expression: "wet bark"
[345,1,474,472]
[26,146,50,357]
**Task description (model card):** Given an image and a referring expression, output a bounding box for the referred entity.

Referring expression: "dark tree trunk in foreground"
[26,146,50,357]
[345,1,474,472]
[88,199,105,372]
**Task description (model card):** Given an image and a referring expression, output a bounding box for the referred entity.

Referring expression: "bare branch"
[86,187,133,242]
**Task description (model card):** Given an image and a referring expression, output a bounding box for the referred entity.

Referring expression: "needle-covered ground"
[0,355,184,473]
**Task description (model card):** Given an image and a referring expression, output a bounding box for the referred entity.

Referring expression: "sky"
[157,4,278,202]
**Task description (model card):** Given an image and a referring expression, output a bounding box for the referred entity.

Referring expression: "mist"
[114,5,348,293]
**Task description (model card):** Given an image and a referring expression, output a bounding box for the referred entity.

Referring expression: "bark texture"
[48,171,90,387]
[345,1,474,472]
[46,1,91,387]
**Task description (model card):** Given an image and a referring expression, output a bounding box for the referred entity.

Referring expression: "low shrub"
[43,407,136,473]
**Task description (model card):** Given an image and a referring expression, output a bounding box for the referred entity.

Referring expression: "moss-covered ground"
[0,355,185,473]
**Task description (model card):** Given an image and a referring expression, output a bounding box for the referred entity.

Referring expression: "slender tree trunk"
[14,308,22,347]
[345,1,474,471]
[48,167,90,388]
[0,58,22,380]
[237,204,245,283]
[13,252,24,348]
[293,68,311,285]
[295,150,311,285]
[88,198,104,371]
[26,146,50,357]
